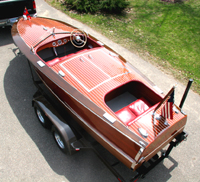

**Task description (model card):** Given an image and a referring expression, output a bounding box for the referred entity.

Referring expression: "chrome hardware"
[88,54,93,59]
[138,128,148,138]
[88,44,93,49]
[173,106,179,114]
[43,27,48,31]
[103,113,116,123]
[37,61,45,67]
[52,27,55,36]
[79,57,84,62]
[58,70,65,77]
[155,114,161,120]
[30,46,35,54]
[153,85,163,94]
[97,41,104,45]
[135,147,144,161]
[109,52,117,57]
[53,47,58,56]
[58,40,62,45]
[139,141,146,147]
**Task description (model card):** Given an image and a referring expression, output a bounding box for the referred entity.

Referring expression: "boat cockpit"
[35,28,103,67]
[37,36,102,66]
[105,81,162,126]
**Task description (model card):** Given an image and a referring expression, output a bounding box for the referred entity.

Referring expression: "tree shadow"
[136,1,200,33]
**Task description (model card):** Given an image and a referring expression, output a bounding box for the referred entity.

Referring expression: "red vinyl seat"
[60,49,87,61]
[46,58,60,67]
[47,49,88,67]
[60,53,75,62]
[115,107,137,126]
[115,97,151,126]
[129,97,151,116]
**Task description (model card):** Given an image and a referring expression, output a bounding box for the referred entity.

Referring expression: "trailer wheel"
[52,127,68,154]
[34,103,51,129]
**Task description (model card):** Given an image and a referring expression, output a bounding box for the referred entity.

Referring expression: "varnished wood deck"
[16,16,187,146]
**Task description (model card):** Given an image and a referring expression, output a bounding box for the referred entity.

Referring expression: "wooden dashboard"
[36,36,71,53]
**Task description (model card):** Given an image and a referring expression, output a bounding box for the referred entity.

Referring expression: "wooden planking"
[51,47,137,115]
[17,17,74,48]
[128,105,186,144]
[51,47,187,144]
[17,16,187,146]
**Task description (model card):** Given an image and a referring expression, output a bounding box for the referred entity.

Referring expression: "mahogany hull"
[34,66,141,168]
[11,17,188,171]
[33,61,187,170]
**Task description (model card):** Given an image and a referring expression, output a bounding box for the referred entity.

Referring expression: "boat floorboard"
[106,92,137,112]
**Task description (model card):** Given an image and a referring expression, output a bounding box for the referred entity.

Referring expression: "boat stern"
[131,109,187,170]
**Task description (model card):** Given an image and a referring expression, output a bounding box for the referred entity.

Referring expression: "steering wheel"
[70,29,87,48]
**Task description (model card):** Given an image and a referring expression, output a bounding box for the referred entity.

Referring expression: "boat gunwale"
[12,16,188,170]
[12,19,149,149]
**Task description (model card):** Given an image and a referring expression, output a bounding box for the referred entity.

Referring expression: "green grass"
[47,0,200,94]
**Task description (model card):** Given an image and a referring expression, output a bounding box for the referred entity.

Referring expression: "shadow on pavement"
[3,50,178,182]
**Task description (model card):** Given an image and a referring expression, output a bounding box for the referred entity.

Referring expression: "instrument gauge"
[52,42,56,46]
[58,40,62,45]
[64,39,67,43]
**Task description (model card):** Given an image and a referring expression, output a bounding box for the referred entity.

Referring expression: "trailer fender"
[32,94,77,155]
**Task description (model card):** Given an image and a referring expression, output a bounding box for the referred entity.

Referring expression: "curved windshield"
[31,27,72,51]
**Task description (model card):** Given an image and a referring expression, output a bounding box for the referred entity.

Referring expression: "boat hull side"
[35,67,142,168]
[12,22,144,168]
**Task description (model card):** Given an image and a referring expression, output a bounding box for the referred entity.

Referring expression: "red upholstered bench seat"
[129,97,151,116]
[46,49,88,67]
[115,107,137,125]
[59,53,75,62]
[46,58,61,67]
[115,97,151,126]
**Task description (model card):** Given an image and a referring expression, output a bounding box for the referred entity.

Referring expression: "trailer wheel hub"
[54,132,65,149]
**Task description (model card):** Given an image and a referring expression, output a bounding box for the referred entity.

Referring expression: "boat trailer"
[28,59,192,182]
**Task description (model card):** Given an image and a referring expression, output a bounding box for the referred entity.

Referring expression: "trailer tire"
[34,103,51,129]
[52,127,68,154]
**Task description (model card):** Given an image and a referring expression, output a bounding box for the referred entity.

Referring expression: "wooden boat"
[12,17,188,172]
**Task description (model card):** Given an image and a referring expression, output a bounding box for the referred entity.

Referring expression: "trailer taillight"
[33,0,36,10]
